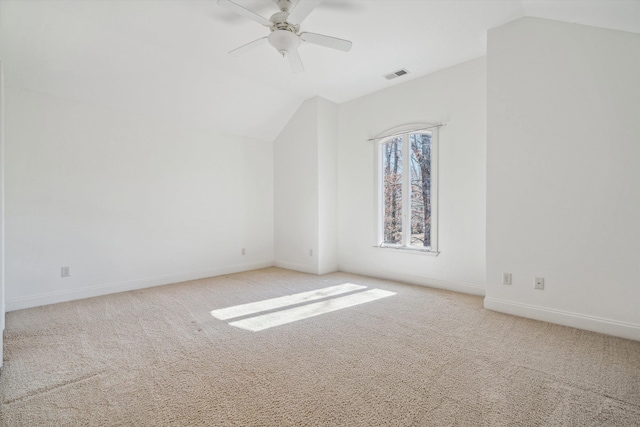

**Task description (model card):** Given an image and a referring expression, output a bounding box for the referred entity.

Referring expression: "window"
[376,126,439,253]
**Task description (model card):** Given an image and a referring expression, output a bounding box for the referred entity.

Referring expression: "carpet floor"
[1,267,639,426]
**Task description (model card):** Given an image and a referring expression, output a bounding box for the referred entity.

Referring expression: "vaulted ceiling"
[2,0,638,141]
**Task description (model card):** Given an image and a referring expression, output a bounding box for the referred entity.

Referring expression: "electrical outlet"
[502,272,512,285]
[534,277,544,290]
[241,248,246,255]
[309,249,313,257]
[61,266,70,277]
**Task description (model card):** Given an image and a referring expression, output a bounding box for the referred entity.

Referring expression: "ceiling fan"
[218,0,353,73]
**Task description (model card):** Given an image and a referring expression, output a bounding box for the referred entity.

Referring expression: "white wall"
[485,18,640,340]
[4,86,274,310]
[317,98,339,275]
[337,58,487,294]
[274,96,339,275]
[274,98,319,274]
[0,62,5,367]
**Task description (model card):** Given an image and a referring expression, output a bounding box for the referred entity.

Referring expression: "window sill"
[374,245,440,256]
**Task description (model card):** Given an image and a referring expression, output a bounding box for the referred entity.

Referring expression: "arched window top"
[369,122,445,143]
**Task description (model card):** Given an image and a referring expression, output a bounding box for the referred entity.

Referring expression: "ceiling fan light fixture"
[219,0,352,73]
[268,30,300,56]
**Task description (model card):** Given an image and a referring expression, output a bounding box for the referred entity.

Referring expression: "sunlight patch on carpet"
[211,284,396,331]
[210,283,367,320]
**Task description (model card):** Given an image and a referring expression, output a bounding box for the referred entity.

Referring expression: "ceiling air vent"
[384,69,409,80]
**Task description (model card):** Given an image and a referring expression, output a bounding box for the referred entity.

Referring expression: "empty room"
[0,0,639,425]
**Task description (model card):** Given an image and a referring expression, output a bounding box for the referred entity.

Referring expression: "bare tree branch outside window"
[381,133,432,249]
[382,137,402,244]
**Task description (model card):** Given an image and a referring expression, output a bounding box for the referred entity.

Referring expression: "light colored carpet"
[1,267,639,426]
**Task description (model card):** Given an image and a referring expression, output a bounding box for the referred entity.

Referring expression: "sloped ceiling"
[1,0,638,142]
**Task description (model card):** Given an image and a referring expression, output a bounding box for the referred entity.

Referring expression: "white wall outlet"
[241,248,246,255]
[61,266,70,277]
[534,277,544,290]
[309,249,313,257]
[502,272,512,285]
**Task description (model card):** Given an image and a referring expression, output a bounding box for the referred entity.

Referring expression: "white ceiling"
[2,0,639,141]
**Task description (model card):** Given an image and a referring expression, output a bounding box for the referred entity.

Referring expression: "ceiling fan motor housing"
[270,11,297,31]
[268,29,301,56]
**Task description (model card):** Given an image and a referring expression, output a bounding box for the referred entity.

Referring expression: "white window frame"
[374,123,439,255]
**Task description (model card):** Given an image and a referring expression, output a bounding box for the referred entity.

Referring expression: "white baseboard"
[484,297,640,341]
[6,261,275,312]
[317,265,339,276]
[273,260,319,275]
[338,263,485,296]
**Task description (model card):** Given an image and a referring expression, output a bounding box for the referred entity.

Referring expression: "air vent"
[384,69,409,80]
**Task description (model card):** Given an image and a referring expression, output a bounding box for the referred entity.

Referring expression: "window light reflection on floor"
[211,283,396,332]
[211,283,366,320]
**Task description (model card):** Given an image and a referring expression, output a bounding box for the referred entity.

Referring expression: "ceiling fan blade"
[300,32,352,52]
[217,0,272,26]
[228,36,268,56]
[287,0,322,25]
[287,49,304,73]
